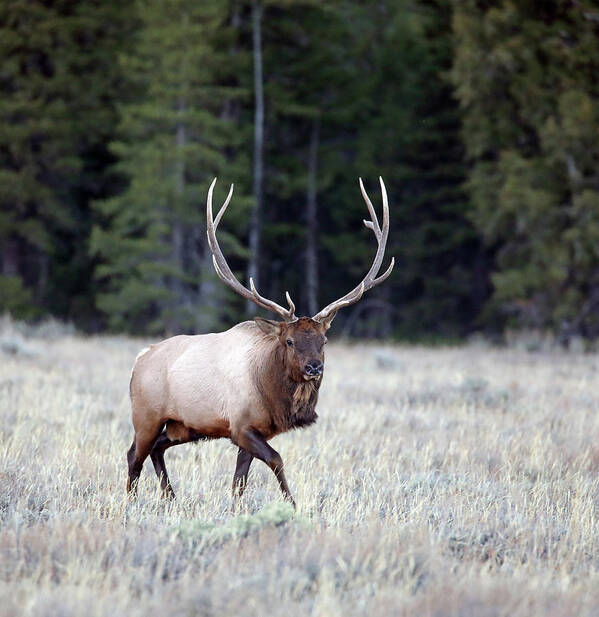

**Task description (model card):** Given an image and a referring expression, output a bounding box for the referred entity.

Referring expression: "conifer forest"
[2,0,599,340]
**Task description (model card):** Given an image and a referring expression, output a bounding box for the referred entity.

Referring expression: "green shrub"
[0,275,37,319]
[172,502,302,548]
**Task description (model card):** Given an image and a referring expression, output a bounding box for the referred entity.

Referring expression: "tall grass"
[1,321,599,615]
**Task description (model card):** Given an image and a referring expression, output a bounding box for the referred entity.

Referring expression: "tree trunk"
[305,117,320,316]
[37,251,49,302]
[220,2,241,122]
[246,0,264,315]
[197,3,241,332]
[170,99,187,331]
[1,236,19,276]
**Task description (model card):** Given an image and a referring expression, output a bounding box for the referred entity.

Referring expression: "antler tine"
[312,177,394,323]
[285,291,296,317]
[214,182,234,230]
[330,282,365,314]
[249,277,296,319]
[207,178,297,322]
[359,177,381,238]
[379,176,389,240]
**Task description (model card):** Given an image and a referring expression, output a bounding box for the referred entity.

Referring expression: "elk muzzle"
[304,360,323,380]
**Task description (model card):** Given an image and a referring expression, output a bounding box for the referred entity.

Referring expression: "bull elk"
[127,177,394,507]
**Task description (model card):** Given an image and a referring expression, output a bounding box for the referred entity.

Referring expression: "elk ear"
[319,310,337,331]
[254,317,283,337]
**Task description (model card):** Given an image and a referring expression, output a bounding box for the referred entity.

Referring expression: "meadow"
[1,317,599,616]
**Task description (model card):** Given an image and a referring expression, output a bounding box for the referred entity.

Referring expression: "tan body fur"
[130,321,319,445]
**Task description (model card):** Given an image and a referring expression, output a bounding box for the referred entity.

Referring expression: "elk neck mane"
[249,324,320,434]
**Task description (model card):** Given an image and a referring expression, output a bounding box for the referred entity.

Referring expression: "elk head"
[253,316,327,382]
[206,177,394,355]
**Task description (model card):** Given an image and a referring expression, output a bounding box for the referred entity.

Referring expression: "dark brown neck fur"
[254,341,320,434]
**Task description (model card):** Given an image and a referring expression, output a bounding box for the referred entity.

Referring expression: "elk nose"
[305,361,323,376]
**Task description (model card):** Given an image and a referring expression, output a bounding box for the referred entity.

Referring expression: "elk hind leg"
[127,424,162,496]
[149,432,176,499]
[150,421,208,499]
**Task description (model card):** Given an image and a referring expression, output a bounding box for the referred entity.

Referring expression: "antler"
[312,176,395,323]
[206,178,297,322]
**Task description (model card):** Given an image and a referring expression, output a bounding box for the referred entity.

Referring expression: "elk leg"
[127,425,162,496]
[150,428,211,498]
[150,431,179,499]
[235,428,295,508]
[126,439,137,493]
[232,447,254,501]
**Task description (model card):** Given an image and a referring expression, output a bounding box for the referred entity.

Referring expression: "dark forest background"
[1,0,599,340]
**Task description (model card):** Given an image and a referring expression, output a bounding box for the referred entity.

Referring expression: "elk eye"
[286,339,293,346]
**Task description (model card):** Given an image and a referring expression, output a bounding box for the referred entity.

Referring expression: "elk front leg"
[232,447,254,502]
[235,427,295,508]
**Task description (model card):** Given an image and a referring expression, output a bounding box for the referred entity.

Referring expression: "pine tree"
[90,0,249,334]
[451,0,599,338]
[0,0,132,325]
[318,0,478,338]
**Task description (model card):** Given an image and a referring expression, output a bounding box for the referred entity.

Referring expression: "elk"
[127,177,394,507]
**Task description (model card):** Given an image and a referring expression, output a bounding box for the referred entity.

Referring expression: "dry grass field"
[1,317,599,616]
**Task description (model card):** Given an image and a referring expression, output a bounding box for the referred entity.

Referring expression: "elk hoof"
[161,487,176,501]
